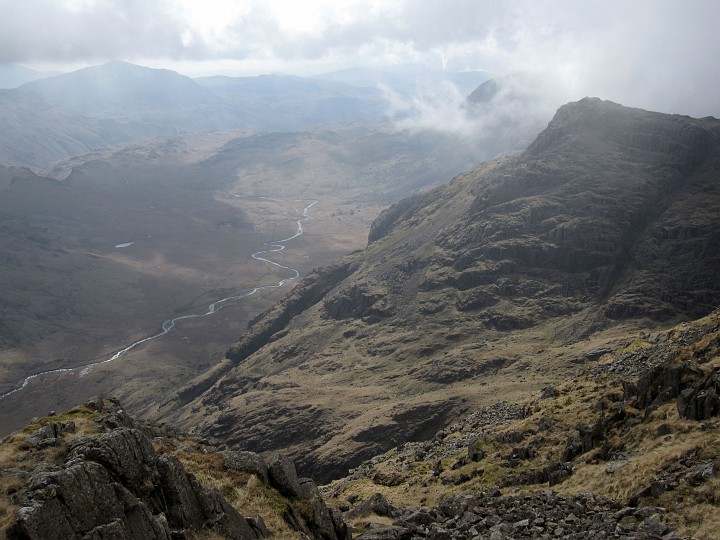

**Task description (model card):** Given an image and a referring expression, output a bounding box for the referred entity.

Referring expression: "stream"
[0,199,318,400]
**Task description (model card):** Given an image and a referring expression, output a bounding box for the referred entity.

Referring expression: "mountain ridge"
[157,98,720,483]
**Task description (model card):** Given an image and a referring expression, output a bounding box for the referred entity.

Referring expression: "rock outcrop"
[1,398,350,540]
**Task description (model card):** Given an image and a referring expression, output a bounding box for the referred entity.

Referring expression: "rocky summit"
[158,98,720,484]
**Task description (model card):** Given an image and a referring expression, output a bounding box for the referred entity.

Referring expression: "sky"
[1,0,719,116]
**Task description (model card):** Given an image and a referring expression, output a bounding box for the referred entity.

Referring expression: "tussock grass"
[0,477,22,538]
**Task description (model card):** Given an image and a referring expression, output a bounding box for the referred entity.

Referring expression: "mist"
[1,1,718,117]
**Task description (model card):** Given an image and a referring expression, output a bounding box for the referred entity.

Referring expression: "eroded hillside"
[160,98,720,483]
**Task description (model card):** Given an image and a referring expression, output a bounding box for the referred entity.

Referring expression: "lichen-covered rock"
[8,461,171,540]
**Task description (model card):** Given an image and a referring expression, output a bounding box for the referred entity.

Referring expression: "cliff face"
[161,98,720,483]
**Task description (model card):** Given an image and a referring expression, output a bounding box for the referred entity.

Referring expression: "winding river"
[0,199,318,401]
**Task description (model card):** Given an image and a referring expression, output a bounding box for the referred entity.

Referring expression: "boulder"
[223,450,269,483]
[267,453,304,498]
[348,492,395,519]
[8,426,264,540]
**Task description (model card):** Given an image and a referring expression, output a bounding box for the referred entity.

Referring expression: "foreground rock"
[0,398,349,540]
[385,490,671,540]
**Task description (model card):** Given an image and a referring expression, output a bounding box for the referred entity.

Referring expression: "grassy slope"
[323,311,720,539]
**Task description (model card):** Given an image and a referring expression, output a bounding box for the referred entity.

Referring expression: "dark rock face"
[444,98,720,324]
[8,427,261,540]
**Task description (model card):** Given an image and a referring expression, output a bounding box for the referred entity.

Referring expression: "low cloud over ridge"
[0,0,718,116]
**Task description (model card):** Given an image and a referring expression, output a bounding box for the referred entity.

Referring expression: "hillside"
[159,98,720,484]
[325,310,720,539]
[3,306,720,538]
[0,89,142,167]
[0,123,484,437]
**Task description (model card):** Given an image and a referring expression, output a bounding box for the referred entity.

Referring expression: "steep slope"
[157,99,720,482]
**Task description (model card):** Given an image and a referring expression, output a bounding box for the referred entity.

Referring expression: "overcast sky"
[1,0,718,116]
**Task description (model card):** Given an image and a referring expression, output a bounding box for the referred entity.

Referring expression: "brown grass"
[325,314,720,538]
[0,477,22,538]
[171,447,303,539]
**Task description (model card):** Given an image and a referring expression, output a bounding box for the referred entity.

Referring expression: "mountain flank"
[158,98,720,484]
[3,305,720,537]
[325,309,720,539]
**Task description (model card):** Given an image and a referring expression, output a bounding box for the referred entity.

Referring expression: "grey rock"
[348,492,395,519]
[247,515,269,538]
[467,438,485,462]
[69,429,157,493]
[267,453,304,498]
[7,422,264,540]
[223,450,269,483]
[638,514,668,536]
[354,526,413,540]
[634,506,666,518]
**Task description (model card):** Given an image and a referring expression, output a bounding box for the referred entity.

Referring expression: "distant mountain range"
[0,61,495,169]
[0,63,60,89]
[315,67,489,96]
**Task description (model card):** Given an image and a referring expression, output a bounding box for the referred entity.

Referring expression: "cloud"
[0,0,189,62]
[381,72,566,162]
[0,0,718,116]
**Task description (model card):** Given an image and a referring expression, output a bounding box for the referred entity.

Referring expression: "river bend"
[0,199,318,400]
